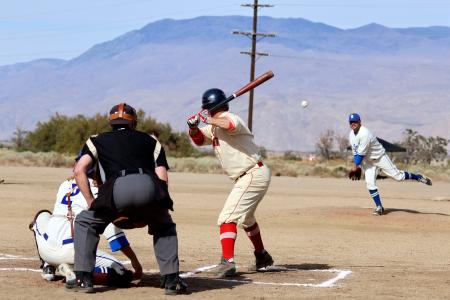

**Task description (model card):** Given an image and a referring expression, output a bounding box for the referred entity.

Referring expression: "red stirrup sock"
[220,223,237,261]
[244,222,264,253]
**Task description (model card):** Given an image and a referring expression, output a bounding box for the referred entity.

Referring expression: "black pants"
[74,173,179,275]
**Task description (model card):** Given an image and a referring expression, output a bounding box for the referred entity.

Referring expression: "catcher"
[348,113,432,215]
[29,171,141,286]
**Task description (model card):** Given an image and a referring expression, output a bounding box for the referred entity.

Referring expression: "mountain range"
[1,16,449,151]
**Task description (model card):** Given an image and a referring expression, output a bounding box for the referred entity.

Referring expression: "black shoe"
[41,263,56,281]
[65,271,94,293]
[254,250,274,271]
[164,273,188,295]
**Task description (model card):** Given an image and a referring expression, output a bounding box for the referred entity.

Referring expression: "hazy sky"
[1,0,450,66]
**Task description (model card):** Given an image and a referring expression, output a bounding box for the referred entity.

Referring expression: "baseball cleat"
[41,263,56,281]
[418,175,432,186]
[57,263,76,282]
[373,206,385,215]
[254,250,274,271]
[65,271,94,293]
[213,257,236,278]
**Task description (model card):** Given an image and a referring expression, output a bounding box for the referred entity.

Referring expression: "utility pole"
[233,0,275,131]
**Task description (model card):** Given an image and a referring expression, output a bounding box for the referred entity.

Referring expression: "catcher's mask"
[201,88,228,115]
[109,103,137,127]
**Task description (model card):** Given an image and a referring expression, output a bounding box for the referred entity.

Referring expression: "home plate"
[252,265,290,272]
[180,264,352,288]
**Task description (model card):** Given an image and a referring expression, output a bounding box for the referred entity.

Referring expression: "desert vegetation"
[9,111,199,157]
[1,114,448,181]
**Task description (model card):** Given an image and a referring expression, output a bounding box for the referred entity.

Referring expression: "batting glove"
[187,114,200,128]
[197,109,210,124]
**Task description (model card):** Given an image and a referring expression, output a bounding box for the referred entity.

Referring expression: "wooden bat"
[208,70,274,112]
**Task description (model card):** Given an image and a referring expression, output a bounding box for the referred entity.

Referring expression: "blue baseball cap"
[348,113,361,122]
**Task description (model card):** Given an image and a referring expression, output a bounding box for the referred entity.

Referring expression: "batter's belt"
[235,162,264,182]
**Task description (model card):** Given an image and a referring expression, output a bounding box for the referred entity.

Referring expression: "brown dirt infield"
[1,166,450,299]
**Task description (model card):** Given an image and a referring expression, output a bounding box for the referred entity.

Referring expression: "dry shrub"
[168,157,223,174]
[1,149,449,182]
[0,149,73,167]
[331,166,348,178]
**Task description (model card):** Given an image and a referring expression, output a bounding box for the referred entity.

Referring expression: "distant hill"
[1,16,449,151]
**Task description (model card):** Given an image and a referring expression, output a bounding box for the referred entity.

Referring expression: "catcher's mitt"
[348,167,362,181]
[113,216,146,230]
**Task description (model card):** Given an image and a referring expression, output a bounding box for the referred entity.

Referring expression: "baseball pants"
[74,173,179,275]
[363,154,405,190]
[218,164,271,228]
[32,211,125,273]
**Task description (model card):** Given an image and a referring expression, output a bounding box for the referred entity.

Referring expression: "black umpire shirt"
[80,128,169,182]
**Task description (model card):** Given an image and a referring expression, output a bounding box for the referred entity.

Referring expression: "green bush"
[22,111,199,157]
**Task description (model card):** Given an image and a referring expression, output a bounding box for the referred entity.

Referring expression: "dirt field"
[1,166,450,299]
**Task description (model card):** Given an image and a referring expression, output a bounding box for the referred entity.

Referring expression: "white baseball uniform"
[195,111,271,228]
[349,125,406,190]
[32,178,129,274]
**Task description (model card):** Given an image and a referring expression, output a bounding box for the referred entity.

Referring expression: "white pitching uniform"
[31,178,129,274]
[349,125,406,190]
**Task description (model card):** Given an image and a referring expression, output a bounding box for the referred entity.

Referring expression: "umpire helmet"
[201,88,228,114]
[109,103,137,127]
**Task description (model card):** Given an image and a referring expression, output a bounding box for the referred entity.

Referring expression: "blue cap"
[348,113,361,122]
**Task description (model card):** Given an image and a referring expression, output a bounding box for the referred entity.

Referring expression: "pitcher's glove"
[348,167,362,180]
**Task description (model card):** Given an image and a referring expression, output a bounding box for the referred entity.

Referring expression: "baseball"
[300,100,309,108]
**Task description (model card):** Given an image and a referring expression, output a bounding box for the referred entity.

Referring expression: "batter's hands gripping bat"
[197,70,275,122]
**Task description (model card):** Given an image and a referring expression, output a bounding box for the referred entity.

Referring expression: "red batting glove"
[187,114,200,129]
[197,109,210,124]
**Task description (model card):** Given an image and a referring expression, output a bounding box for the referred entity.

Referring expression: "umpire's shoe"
[254,250,274,271]
[65,271,94,293]
[162,273,188,295]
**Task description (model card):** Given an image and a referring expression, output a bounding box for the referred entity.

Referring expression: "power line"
[275,1,450,8]
[233,1,275,131]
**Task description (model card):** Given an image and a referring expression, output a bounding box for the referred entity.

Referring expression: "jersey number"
[61,183,81,205]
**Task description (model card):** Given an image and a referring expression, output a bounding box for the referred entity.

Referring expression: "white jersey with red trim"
[199,111,262,180]
[349,125,385,160]
[40,178,128,252]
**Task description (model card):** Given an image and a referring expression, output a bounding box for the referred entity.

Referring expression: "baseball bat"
[208,70,274,112]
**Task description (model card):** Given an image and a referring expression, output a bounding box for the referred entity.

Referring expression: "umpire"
[67,103,187,295]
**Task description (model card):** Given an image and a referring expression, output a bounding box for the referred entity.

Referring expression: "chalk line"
[0,253,38,261]
[0,268,41,273]
[179,264,352,288]
[1,253,352,288]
